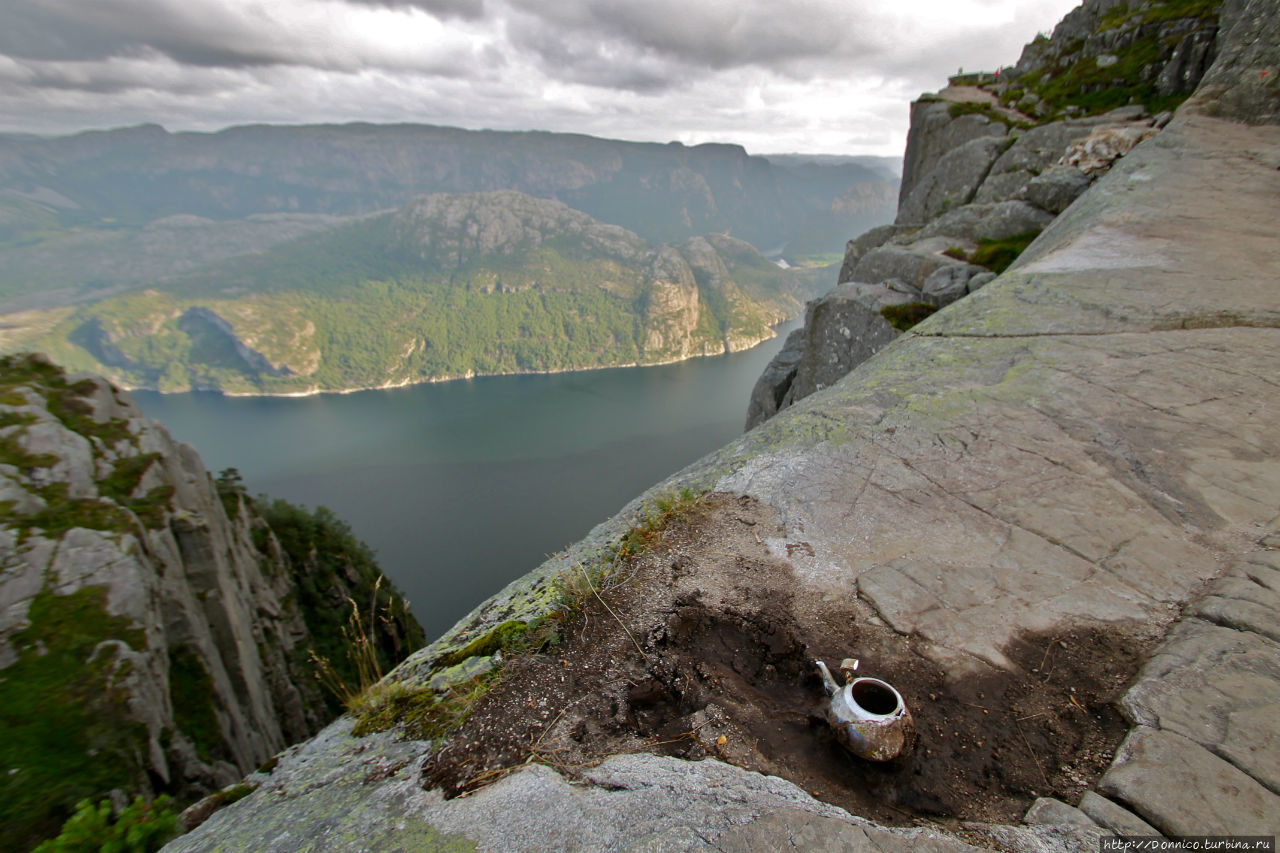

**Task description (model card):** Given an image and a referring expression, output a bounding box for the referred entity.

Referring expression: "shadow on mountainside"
[421,493,1156,829]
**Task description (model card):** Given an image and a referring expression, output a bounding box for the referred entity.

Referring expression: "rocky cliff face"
[746,0,1222,430]
[0,354,420,849]
[161,0,1280,849]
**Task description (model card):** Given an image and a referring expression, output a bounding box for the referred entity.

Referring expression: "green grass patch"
[351,673,500,742]
[611,487,704,563]
[0,586,151,850]
[168,646,221,763]
[968,229,1041,273]
[880,302,939,332]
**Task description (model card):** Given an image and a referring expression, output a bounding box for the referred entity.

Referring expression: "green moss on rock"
[168,646,221,763]
[0,586,150,850]
[880,302,939,332]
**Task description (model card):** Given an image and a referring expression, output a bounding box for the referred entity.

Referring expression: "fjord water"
[134,321,798,642]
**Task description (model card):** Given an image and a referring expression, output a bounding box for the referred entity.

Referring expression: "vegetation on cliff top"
[1001,0,1222,119]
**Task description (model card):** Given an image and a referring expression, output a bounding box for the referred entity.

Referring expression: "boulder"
[745,328,807,430]
[920,201,1055,243]
[897,135,1009,225]
[972,169,1036,203]
[921,264,988,308]
[1077,792,1160,836]
[1023,798,1097,827]
[967,271,997,291]
[779,284,903,407]
[1060,126,1157,175]
[837,224,916,284]
[1023,166,1093,214]
[981,121,1098,188]
[898,101,1008,206]
[851,244,963,290]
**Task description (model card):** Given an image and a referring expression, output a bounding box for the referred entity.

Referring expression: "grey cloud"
[0,0,488,72]
[504,0,858,72]
[340,0,487,20]
[0,0,318,66]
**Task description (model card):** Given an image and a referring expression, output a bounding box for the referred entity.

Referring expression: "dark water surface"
[134,322,796,642]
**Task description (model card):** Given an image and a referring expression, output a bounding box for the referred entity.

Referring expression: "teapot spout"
[815,660,840,697]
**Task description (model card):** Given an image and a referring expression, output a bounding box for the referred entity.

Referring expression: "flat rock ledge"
[167,113,1280,853]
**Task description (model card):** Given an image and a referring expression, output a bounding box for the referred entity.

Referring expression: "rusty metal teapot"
[815,658,915,762]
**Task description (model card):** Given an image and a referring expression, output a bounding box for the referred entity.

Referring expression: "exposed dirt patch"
[422,492,1156,828]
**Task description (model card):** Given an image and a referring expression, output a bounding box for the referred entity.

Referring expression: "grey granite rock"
[851,244,962,290]
[973,168,1036,204]
[1190,551,1280,642]
[1184,0,1280,125]
[1098,728,1280,836]
[838,225,917,284]
[986,122,1098,181]
[714,811,985,853]
[1023,798,1097,827]
[899,102,1008,207]
[745,327,807,430]
[966,271,997,291]
[1024,166,1093,215]
[921,264,984,307]
[1077,792,1160,836]
[779,284,903,407]
[1119,618,1280,793]
[897,136,1009,225]
[920,200,1054,243]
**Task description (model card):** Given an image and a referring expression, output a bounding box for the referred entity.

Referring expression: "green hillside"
[9,192,827,394]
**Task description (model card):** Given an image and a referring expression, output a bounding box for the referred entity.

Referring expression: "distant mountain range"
[0,122,894,392]
[0,123,896,288]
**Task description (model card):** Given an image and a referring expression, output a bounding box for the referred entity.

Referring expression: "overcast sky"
[0,0,1080,156]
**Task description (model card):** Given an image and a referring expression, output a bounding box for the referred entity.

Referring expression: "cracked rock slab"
[1097,727,1280,835]
[1119,618,1280,794]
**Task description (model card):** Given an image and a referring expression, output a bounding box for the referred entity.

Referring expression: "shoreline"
[122,323,789,398]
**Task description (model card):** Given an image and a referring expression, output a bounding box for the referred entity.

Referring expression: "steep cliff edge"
[746,0,1227,429]
[0,355,422,849]
[164,1,1280,849]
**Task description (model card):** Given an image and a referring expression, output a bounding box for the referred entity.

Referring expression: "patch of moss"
[352,673,499,742]
[969,230,1041,273]
[22,483,138,541]
[206,782,255,810]
[880,302,939,332]
[434,620,529,669]
[0,586,151,850]
[99,453,172,530]
[168,645,221,763]
[611,487,703,562]
[0,355,133,449]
